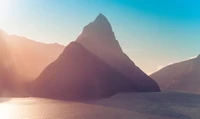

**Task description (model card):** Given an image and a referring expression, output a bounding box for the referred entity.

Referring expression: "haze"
[1,0,200,74]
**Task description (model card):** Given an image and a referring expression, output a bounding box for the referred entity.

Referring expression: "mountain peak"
[98,13,104,16]
[97,13,104,18]
[93,13,112,30]
[94,13,108,22]
[80,13,113,35]
[77,13,115,43]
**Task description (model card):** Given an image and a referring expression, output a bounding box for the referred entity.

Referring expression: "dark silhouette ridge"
[77,13,160,92]
[151,55,200,94]
[32,42,137,100]
[2,32,65,80]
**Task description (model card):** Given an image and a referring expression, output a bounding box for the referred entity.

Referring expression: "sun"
[0,0,11,17]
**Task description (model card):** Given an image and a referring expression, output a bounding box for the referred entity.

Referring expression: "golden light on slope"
[0,0,11,18]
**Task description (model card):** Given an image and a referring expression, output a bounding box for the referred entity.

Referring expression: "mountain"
[76,13,160,92]
[32,14,160,100]
[32,42,136,100]
[151,55,200,93]
[4,34,65,80]
[0,30,18,96]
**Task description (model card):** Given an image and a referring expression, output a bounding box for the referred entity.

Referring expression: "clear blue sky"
[1,0,200,74]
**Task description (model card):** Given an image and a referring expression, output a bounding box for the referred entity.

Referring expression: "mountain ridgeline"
[5,35,65,80]
[32,14,160,100]
[151,55,200,94]
[0,30,64,96]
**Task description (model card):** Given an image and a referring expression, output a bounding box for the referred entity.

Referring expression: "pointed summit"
[77,13,115,42]
[94,13,109,23]
[94,13,106,21]
[97,13,104,17]
[93,13,112,28]
[93,13,113,33]
[76,13,121,53]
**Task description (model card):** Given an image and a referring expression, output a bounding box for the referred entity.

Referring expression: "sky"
[1,0,200,74]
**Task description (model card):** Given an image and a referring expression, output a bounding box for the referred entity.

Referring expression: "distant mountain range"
[151,55,200,94]
[32,14,160,100]
[3,33,65,80]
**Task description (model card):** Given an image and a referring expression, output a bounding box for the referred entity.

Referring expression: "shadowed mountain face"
[77,13,160,92]
[151,55,200,93]
[4,34,65,80]
[33,42,136,100]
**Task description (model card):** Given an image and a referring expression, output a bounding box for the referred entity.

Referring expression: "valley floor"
[0,90,200,119]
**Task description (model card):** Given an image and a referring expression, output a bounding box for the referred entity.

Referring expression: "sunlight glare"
[0,103,14,119]
[0,0,11,18]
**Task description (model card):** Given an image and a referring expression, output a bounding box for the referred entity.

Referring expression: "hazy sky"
[1,0,200,74]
